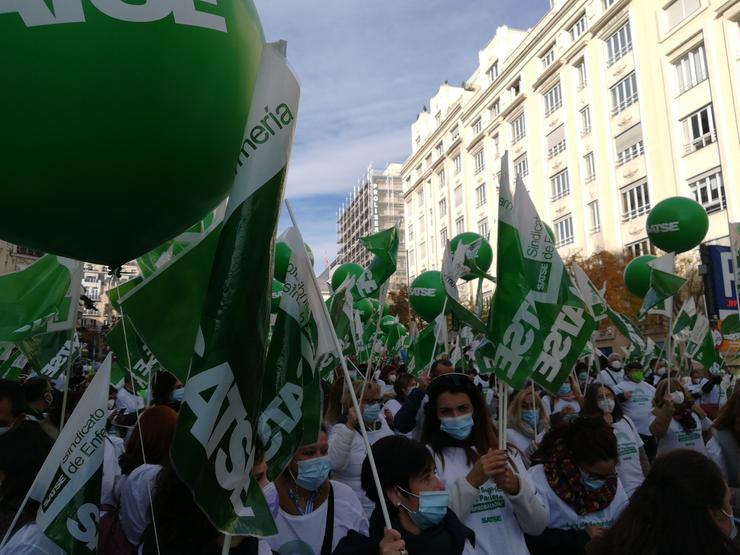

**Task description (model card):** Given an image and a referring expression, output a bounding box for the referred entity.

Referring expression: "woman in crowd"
[713,386,740,546]
[588,449,740,555]
[334,435,476,555]
[150,370,183,411]
[507,387,550,467]
[422,374,547,555]
[113,405,177,547]
[377,365,399,396]
[543,375,582,417]
[526,416,628,555]
[267,428,368,554]
[649,377,712,457]
[329,381,393,515]
[581,384,648,497]
[385,373,417,418]
[615,361,658,461]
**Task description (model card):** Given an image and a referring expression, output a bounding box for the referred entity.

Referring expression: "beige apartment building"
[402,0,740,302]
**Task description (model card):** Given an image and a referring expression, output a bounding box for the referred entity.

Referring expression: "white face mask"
[597,398,615,414]
[388,374,397,383]
[657,366,667,376]
[609,361,622,370]
[671,391,685,405]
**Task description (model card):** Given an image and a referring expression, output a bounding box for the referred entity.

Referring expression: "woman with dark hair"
[581,384,648,497]
[714,386,740,547]
[649,378,712,457]
[422,374,547,555]
[588,449,740,555]
[150,370,182,411]
[334,435,476,555]
[526,416,628,555]
[377,365,399,396]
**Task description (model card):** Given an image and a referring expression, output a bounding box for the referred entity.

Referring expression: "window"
[419,241,426,260]
[675,44,708,93]
[440,228,449,249]
[489,100,500,118]
[478,218,490,239]
[438,198,447,218]
[424,154,432,168]
[588,201,601,233]
[472,118,482,135]
[625,239,654,258]
[435,142,443,157]
[455,216,465,234]
[451,126,460,141]
[584,152,596,182]
[453,154,462,174]
[417,214,425,233]
[554,216,575,247]
[415,164,422,178]
[606,22,632,66]
[437,169,446,189]
[407,225,414,243]
[689,170,726,214]
[415,136,420,146]
[616,140,644,165]
[492,134,500,158]
[580,106,592,135]
[544,82,563,116]
[615,124,644,166]
[408,249,415,269]
[476,184,487,207]
[454,185,463,206]
[604,0,617,8]
[576,58,588,89]
[512,113,526,143]
[621,180,651,221]
[542,45,555,68]
[510,79,521,97]
[611,72,638,115]
[682,105,715,153]
[547,125,566,159]
[514,155,529,177]
[474,149,485,174]
[486,62,499,84]
[435,111,442,125]
[416,188,424,207]
[570,14,587,41]
[551,170,570,200]
[664,0,701,31]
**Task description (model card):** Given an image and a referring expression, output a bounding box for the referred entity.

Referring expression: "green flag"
[105,319,159,389]
[351,226,399,300]
[410,325,442,376]
[171,42,298,536]
[672,297,697,336]
[686,314,721,373]
[638,253,686,320]
[441,239,487,334]
[486,154,595,393]
[571,263,608,321]
[19,330,80,379]
[0,349,27,380]
[318,276,358,377]
[258,227,332,481]
[606,305,647,353]
[30,356,111,554]
[0,255,82,342]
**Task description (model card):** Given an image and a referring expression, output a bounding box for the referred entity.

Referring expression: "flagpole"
[285,200,393,531]
[221,535,232,554]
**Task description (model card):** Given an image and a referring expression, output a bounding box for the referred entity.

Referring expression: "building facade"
[336,163,408,292]
[402,0,740,300]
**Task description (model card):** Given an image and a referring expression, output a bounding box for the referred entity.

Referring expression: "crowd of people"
[0,351,739,555]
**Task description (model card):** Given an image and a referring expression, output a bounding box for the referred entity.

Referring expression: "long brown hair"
[119,405,177,474]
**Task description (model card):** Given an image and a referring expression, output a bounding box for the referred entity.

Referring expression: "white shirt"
[116,463,161,545]
[528,464,628,531]
[612,417,644,497]
[616,381,656,436]
[265,480,368,555]
[433,447,545,555]
[115,387,144,414]
[506,427,545,460]
[101,435,125,509]
[597,368,624,388]
[385,398,402,417]
[649,412,711,457]
[549,398,581,415]
[0,523,66,555]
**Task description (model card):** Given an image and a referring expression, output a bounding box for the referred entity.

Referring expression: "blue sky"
[258,0,549,271]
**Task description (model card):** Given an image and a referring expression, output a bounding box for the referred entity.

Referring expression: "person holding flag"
[614,361,658,461]
[596,354,625,389]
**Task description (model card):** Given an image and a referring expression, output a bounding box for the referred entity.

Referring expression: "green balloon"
[380,315,397,334]
[274,241,314,282]
[409,271,446,322]
[0,3,265,266]
[271,279,283,314]
[624,255,656,297]
[646,197,709,253]
[450,232,493,280]
[353,298,375,320]
[331,263,363,291]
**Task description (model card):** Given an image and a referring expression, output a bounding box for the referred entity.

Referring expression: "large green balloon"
[271,280,283,314]
[646,197,709,253]
[331,263,363,291]
[274,241,314,282]
[450,232,493,280]
[624,255,656,297]
[380,315,397,334]
[0,3,265,266]
[409,271,446,322]
[353,297,389,321]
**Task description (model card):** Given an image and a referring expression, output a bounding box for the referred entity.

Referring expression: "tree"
[387,285,410,326]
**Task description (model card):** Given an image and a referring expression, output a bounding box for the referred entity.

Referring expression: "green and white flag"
[637,253,686,320]
[259,227,332,481]
[0,255,82,342]
[686,314,721,373]
[441,240,487,334]
[486,153,596,392]
[19,330,80,379]
[606,305,647,353]
[0,349,27,380]
[350,226,399,300]
[105,318,159,389]
[410,323,446,376]
[171,42,298,536]
[318,276,358,377]
[571,263,608,321]
[672,297,697,337]
[30,356,111,554]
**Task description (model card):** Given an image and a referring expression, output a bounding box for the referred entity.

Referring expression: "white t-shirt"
[615,380,656,436]
[649,412,711,457]
[597,368,624,388]
[612,417,644,497]
[433,447,535,555]
[0,523,66,555]
[101,435,125,509]
[116,463,161,545]
[551,398,581,415]
[265,480,368,555]
[385,398,402,417]
[115,387,144,414]
[506,427,545,460]
[528,464,628,531]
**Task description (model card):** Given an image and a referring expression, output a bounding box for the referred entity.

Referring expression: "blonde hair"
[508,387,549,429]
[341,381,381,413]
[653,378,689,408]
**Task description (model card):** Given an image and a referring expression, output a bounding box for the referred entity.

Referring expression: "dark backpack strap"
[320,483,335,555]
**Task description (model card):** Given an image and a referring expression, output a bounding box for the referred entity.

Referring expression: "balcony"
[684,130,716,154]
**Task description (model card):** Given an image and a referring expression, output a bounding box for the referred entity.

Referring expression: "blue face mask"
[521,409,539,428]
[440,414,474,441]
[579,469,607,491]
[722,509,739,539]
[398,487,449,529]
[559,383,572,396]
[362,403,381,423]
[295,456,331,491]
[172,387,185,403]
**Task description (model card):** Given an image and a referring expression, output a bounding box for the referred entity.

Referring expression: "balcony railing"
[684,130,716,154]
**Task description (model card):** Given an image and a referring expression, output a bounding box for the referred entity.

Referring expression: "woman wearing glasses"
[421,374,547,555]
[329,381,393,515]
